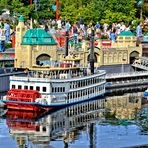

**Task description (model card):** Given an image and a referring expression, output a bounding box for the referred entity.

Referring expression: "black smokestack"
[89,29,95,74]
[65,31,69,57]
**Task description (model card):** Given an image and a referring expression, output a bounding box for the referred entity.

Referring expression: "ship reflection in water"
[3,89,148,148]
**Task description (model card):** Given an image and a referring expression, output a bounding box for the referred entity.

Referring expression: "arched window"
[36,54,51,66]
[130,51,139,64]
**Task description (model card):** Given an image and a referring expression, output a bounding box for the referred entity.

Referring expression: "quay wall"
[0,72,24,93]
[106,71,148,89]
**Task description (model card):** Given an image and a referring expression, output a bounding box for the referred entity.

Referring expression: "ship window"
[52,87,54,92]
[12,85,15,89]
[43,87,46,92]
[42,126,46,132]
[63,87,65,92]
[36,86,40,91]
[24,86,28,89]
[18,85,22,89]
[30,86,33,90]
[36,126,40,131]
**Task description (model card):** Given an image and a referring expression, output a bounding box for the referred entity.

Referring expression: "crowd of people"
[40,19,130,42]
[0,16,147,51]
[36,17,147,45]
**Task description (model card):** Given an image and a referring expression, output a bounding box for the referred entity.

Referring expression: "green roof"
[19,16,24,22]
[21,28,57,45]
[118,31,135,37]
[144,33,148,36]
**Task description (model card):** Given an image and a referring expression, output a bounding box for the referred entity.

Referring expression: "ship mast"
[89,29,95,74]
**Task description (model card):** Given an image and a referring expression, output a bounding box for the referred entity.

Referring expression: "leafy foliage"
[33,0,55,19]
[0,0,30,17]
[59,0,137,24]
[0,0,147,25]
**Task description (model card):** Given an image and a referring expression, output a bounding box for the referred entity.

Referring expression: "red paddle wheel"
[5,89,47,111]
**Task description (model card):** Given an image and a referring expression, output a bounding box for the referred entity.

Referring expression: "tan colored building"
[15,16,142,70]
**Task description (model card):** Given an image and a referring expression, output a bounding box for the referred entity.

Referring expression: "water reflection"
[2,89,148,148]
[105,92,143,120]
[5,98,106,148]
[137,108,148,135]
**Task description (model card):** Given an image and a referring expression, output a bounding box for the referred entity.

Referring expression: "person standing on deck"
[72,23,78,44]
[4,20,10,43]
[136,22,143,46]
[110,28,117,42]
[65,20,71,31]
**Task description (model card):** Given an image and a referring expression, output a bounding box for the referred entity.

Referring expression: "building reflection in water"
[105,92,143,120]
[5,91,146,148]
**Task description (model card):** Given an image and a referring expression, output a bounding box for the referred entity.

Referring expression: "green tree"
[10,0,30,17]
[34,0,55,20]
[137,0,148,19]
[59,0,137,25]
[101,0,137,24]
[0,0,144,26]
[0,0,30,18]
[0,0,11,10]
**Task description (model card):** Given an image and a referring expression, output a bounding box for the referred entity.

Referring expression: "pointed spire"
[19,15,24,22]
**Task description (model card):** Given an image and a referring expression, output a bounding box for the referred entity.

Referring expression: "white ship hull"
[3,70,106,111]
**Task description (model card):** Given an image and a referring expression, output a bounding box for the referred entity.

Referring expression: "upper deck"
[10,69,106,83]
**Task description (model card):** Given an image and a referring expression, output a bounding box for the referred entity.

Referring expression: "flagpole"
[29,0,33,28]
[56,0,59,21]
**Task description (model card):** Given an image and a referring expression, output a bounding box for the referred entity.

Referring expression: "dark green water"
[0,87,148,148]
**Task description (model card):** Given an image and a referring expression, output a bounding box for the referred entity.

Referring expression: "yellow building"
[15,16,57,70]
[15,16,142,70]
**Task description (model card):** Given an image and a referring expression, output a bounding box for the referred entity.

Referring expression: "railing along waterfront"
[106,71,148,79]
[132,56,148,71]
[132,63,148,71]
[106,79,148,88]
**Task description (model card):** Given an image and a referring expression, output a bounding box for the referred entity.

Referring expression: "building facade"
[15,16,142,70]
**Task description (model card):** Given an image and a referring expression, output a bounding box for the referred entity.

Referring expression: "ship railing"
[10,70,106,81]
